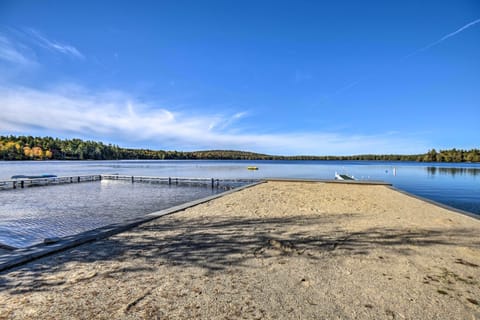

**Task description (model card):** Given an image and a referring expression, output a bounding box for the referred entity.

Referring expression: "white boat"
[335,172,356,180]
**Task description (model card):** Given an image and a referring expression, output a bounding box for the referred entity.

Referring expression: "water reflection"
[426,166,480,177]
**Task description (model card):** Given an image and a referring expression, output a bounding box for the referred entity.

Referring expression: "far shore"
[1,181,480,319]
[1,158,480,163]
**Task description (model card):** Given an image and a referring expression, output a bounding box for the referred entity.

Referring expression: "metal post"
[131,176,134,183]
[168,177,171,185]
[211,178,214,189]
[20,180,24,188]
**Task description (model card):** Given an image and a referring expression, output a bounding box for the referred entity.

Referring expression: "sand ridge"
[1,181,479,319]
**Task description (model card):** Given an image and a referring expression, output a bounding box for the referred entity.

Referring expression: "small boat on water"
[247,166,259,170]
[334,172,355,181]
[11,174,57,179]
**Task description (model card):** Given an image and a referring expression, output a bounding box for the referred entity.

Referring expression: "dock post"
[20,181,24,188]
[13,181,16,189]
[70,177,73,183]
[216,179,219,188]
[131,176,134,183]
[211,178,214,189]
[77,176,80,183]
[168,177,171,185]
[175,178,178,185]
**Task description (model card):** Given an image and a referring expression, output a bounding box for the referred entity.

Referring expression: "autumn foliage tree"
[0,135,478,162]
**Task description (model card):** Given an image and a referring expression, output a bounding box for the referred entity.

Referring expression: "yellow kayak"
[247,166,259,170]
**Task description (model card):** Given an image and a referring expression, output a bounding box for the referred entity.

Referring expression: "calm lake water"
[0,180,223,248]
[0,160,479,248]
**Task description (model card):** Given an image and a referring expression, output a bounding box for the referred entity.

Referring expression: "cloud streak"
[330,18,480,96]
[0,85,427,155]
[26,29,84,59]
[0,28,84,67]
[0,34,34,65]
[404,18,480,59]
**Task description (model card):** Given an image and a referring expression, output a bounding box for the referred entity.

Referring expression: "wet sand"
[1,181,479,319]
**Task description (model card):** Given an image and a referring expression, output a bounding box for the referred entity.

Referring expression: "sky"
[0,0,479,155]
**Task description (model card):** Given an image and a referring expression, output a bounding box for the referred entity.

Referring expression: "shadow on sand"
[1,213,479,293]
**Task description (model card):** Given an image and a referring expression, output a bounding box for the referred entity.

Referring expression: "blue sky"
[0,0,479,155]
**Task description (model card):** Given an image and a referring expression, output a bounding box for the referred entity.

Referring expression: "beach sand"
[1,181,479,319]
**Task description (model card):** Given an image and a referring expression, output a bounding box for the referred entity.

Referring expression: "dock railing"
[0,175,102,190]
[0,174,259,191]
[101,174,258,189]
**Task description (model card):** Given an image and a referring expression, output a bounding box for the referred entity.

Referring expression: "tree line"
[0,135,479,162]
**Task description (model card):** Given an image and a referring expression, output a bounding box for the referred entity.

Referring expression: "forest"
[0,135,479,162]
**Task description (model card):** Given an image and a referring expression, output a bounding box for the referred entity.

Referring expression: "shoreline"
[1,181,480,319]
[1,158,480,163]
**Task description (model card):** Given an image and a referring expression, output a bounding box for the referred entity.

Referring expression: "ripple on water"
[0,180,225,248]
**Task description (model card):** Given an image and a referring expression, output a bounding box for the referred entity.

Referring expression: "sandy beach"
[1,181,479,319]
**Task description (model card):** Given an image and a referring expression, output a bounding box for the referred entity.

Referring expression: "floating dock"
[0,174,101,190]
[0,174,259,191]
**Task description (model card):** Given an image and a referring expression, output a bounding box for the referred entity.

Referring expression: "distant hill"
[0,135,479,162]
[189,150,274,160]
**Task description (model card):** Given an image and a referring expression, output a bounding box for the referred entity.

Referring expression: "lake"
[0,160,479,248]
[0,180,224,248]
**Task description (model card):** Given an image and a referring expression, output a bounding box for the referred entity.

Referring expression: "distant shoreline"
[1,158,479,164]
[1,135,479,163]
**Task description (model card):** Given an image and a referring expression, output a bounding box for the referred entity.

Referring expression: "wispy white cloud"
[0,34,35,65]
[0,28,84,67]
[404,18,480,59]
[0,85,427,155]
[331,18,480,97]
[208,111,248,131]
[26,29,84,60]
[423,18,480,49]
